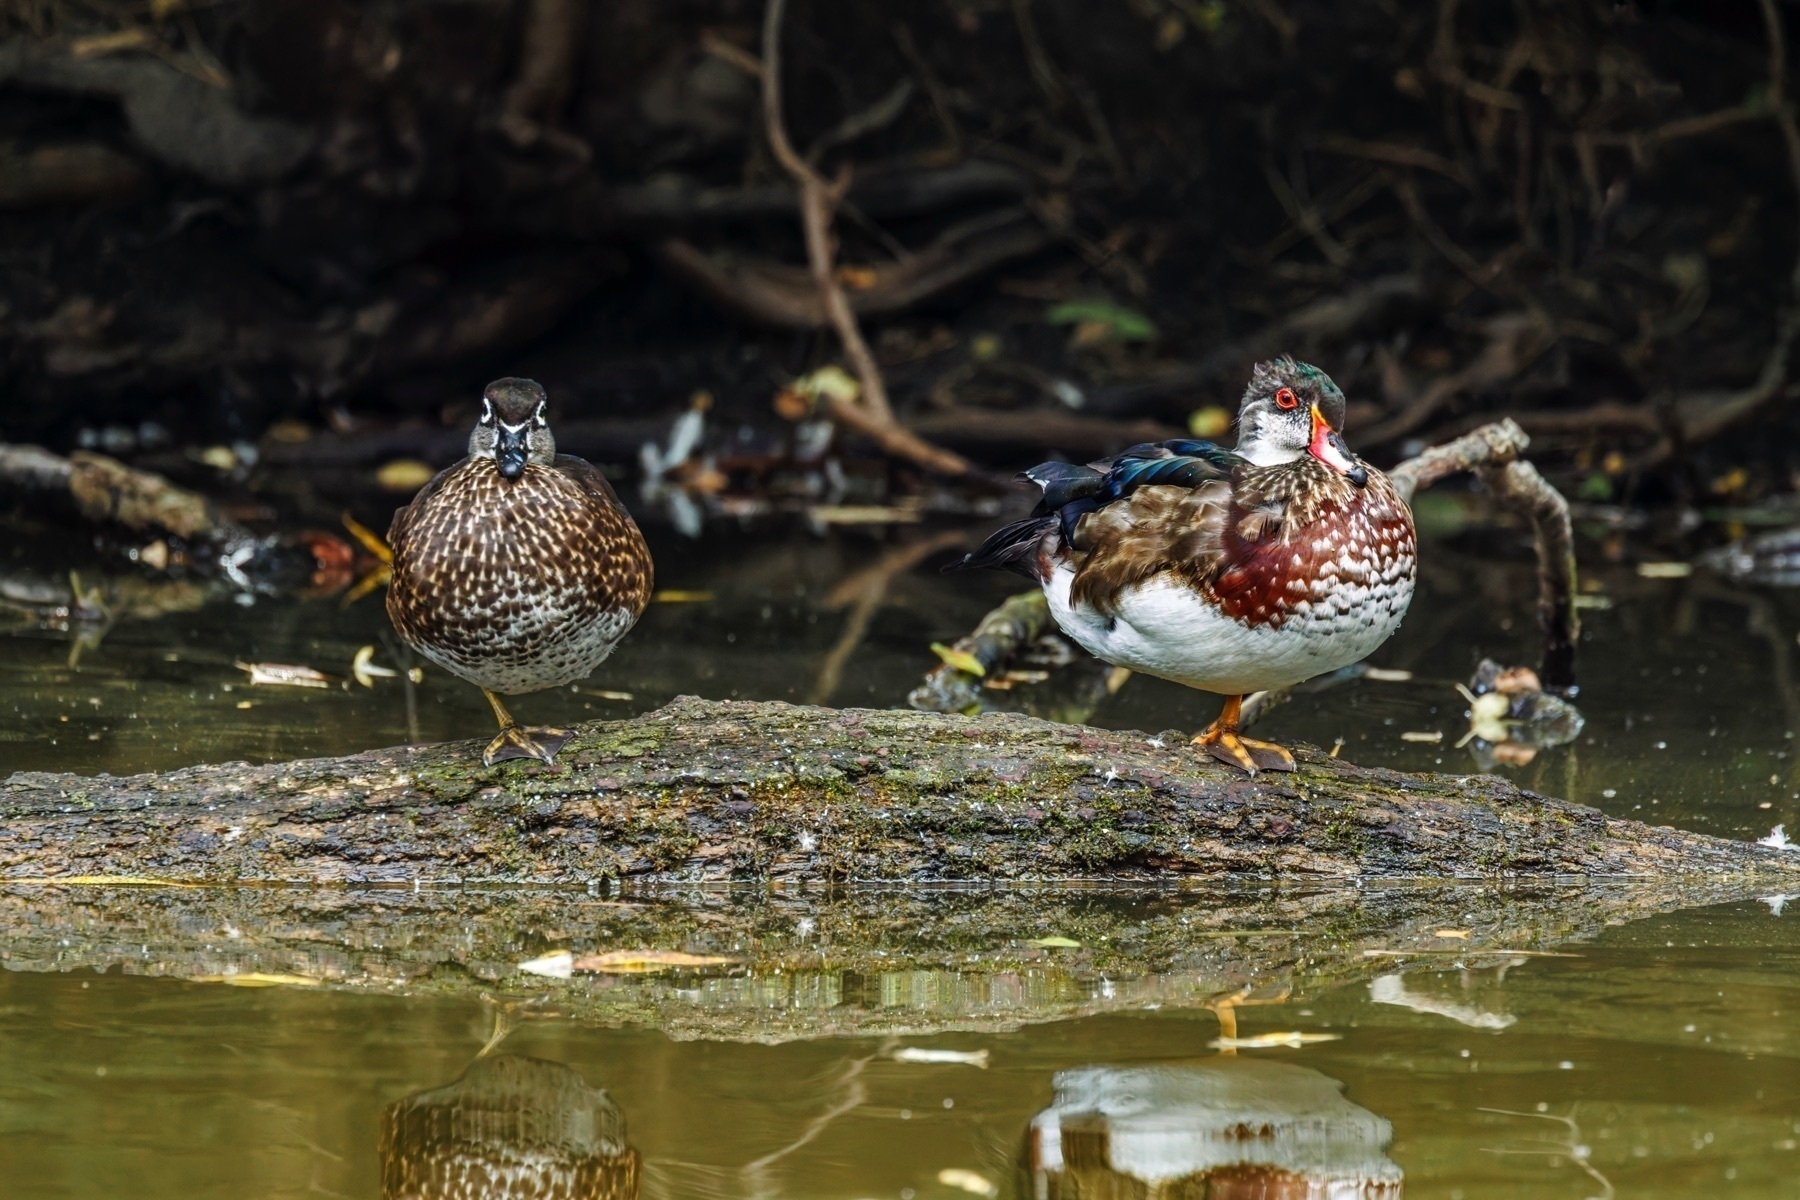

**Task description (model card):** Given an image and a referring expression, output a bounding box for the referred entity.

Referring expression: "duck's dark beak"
[495,425,528,480]
[1308,404,1368,488]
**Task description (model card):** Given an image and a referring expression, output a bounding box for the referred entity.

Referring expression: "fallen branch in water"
[1390,418,1577,690]
[4,696,1793,885]
[0,442,253,553]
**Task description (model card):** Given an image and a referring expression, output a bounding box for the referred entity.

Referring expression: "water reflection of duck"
[381,1054,640,1200]
[1026,1060,1403,1198]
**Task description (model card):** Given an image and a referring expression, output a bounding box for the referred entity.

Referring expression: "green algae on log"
[2,696,1796,884]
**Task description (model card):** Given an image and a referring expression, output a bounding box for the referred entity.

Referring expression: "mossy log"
[3,697,1796,885]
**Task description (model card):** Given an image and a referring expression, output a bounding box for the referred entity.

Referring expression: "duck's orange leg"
[1192,694,1296,775]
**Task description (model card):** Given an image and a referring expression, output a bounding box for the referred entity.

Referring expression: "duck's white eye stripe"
[534,401,547,426]
[480,399,494,423]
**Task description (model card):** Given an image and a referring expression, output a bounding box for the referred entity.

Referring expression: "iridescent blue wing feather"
[948,441,1244,580]
[1092,440,1245,505]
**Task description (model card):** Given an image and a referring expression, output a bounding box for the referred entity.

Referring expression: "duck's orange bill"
[1307,403,1360,476]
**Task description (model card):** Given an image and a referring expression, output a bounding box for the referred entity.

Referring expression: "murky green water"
[2,897,1798,1198]
[7,506,1800,1194]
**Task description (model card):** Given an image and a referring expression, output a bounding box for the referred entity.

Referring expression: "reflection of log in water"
[1028,1061,1403,1198]
[381,1054,640,1200]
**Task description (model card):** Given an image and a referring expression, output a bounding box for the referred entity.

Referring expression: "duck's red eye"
[1274,387,1299,410]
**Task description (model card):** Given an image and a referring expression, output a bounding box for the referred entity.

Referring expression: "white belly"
[1044,566,1411,696]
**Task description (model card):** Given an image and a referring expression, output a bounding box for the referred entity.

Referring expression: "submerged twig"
[909,590,1055,714]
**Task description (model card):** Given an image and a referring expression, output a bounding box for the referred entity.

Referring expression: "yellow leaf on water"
[189,973,321,988]
[652,590,714,603]
[1027,936,1081,949]
[1434,929,1471,939]
[572,950,737,974]
[931,642,986,677]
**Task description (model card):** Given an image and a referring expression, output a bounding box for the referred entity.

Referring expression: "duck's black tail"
[941,514,1056,581]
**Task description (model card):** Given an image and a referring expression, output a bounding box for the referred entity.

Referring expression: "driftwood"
[1390,418,1578,689]
[4,696,1795,886]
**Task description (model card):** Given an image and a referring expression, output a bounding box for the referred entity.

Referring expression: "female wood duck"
[387,378,653,766]
[950,358,1415,774]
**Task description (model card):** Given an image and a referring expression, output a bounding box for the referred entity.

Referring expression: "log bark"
[3,696,1795,886]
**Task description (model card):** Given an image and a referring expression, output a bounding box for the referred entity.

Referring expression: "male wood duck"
[949,358,1415,774]
[387,378,653,766]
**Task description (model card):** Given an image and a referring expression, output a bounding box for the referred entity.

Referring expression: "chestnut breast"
[1206,463,1415,634]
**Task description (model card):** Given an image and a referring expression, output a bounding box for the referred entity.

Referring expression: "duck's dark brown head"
[470,377,555,481]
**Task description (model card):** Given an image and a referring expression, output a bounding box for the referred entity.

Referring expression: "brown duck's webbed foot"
[1192,694,1296,775]
[481,690,572,766]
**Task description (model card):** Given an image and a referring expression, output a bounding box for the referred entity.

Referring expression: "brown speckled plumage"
[387,379,652,700]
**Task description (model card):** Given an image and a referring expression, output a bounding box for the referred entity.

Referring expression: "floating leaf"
[652,590,713,603]
[190,973,321,988]
[1027,936,1082,949]
[1045,300,1158,342]
[236,661,333,689]
[1210,1031,1342,1050]
[891,1047,990,1067]
[517,950,574,979]
[572,950,737,974]
[1433,929,1471,939]
[931,642,986,677]
[938,1169,998,1198]
[570,687,635,701]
